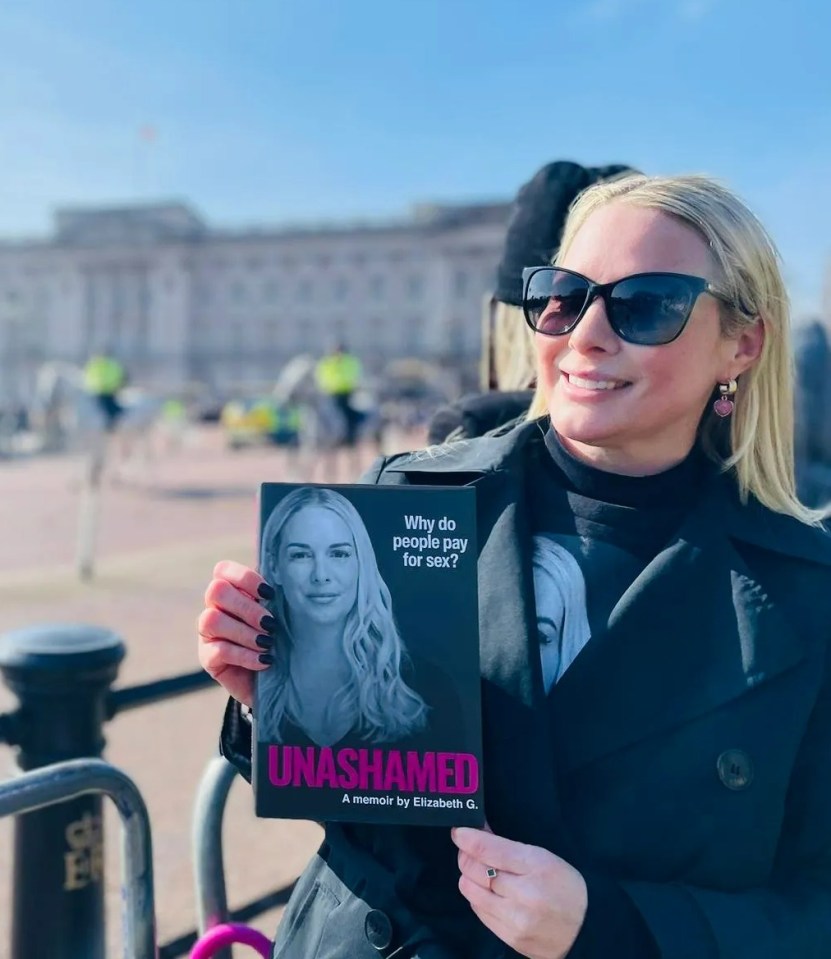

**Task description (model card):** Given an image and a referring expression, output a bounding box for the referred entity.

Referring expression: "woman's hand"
[197,560,278,707]
[451,826,587,959]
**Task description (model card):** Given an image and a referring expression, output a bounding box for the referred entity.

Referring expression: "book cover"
[253,481,484,826]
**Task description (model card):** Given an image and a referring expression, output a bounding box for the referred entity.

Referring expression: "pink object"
[189,923,272,958]
[713,397,734,417]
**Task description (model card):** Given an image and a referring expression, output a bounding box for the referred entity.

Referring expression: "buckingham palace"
[0,199,512,404]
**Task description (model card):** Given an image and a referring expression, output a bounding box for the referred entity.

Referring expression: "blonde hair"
[527,173,827,526]
[479,297,537,391]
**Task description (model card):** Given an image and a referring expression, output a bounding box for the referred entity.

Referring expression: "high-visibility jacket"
[84,356,126,395]
[315,353,361,396]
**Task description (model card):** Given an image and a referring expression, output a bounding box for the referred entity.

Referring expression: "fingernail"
[260,615,277,634]
[258,653,274,665]
[255,634,273,650]
[257,582,276,600]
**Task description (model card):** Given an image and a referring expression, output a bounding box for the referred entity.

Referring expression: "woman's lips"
[307,594,339,604]
[561,371,631,392]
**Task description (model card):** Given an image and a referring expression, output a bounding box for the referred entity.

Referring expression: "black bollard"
[0,624,125,959]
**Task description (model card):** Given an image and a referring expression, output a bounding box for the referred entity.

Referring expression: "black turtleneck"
[528,427,711,644]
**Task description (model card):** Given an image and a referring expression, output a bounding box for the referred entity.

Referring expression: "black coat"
[426,390,533,446]
[222,420,831,958]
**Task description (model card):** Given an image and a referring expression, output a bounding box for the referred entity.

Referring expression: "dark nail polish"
[255,634,273,650]
[258,653,274,665]
[257,582,276,600]
[260,614,277,634]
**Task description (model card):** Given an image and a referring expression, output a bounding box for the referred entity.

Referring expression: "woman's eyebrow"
[284,541,353,549]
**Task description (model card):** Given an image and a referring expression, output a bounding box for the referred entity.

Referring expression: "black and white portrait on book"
[257,486,430,747]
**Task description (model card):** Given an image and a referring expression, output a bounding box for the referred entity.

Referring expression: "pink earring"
[713,379,738,417]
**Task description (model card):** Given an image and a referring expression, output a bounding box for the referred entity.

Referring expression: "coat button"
[364,909,394,951]
[717,749,754,790]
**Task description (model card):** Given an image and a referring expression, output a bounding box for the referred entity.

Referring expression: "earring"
[713,378,738,417]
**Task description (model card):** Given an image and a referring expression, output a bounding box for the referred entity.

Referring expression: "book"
[253,481,484,826]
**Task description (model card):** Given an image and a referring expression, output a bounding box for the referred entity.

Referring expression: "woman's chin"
[304,606,348,627]
[549,409,626,448]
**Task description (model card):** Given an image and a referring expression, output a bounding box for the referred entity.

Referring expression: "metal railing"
[0,622,295,958]
[0,759,156,959]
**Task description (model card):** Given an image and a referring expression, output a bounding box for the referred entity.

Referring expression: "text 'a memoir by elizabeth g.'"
[253,480,484,826]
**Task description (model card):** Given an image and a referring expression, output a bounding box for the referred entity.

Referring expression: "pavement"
[0,424,423,958]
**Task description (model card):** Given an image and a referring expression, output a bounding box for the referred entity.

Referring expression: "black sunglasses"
[522,266,743,346]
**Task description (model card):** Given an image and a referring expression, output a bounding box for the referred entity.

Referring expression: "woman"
[257,485,429,746]
[198,173,831,958]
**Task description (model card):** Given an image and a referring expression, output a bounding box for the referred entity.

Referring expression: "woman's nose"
[567,297,620,354]
[311,556,332,582]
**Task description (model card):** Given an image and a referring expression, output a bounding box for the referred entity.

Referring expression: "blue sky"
[0,0,829,313]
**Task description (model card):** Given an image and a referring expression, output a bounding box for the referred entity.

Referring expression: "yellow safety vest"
[84,356,125,395]
[315,354,361,395]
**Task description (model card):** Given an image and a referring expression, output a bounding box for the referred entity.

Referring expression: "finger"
[204,577,277,634]
[197,608,274,653]
[213,560,275,601]
[458,874,505,921]
[458,851,511,897]
[199,637,273,678]
[451,827,531,875]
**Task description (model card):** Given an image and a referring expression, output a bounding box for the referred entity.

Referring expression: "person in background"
[793,319,831,510]
[428,161,635,445]
[83,347,127,431]
[315,341,363,447]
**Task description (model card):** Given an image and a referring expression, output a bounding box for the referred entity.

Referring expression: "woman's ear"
[726,317,765,379]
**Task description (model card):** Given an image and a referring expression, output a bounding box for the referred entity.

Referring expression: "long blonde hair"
[527,173,827,526]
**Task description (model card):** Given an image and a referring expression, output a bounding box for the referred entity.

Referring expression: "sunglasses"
[522,266,743,346]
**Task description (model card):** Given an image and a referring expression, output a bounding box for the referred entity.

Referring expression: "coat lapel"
[549,478,808,777]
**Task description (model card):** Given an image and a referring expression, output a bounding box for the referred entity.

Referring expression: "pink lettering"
[265,747,480,793]
[316,748,338,787]
[405,751,436,791]
[268,746,292,787]
[336,748,359,789]
[356,749,385,789]
[382,751,407,790]
[294,747,318,786]
[437,753,454,791]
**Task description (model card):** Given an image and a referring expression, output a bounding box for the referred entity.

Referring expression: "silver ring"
[485,866,498,889]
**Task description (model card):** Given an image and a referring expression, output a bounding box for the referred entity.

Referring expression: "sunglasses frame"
[521,266,741,346]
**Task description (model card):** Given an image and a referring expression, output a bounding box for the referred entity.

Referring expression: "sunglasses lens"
[610,275,696,345]
[523,269,589,335]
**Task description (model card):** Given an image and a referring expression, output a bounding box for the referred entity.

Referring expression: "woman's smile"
[306,592,341,604]
[559,369,633,397]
